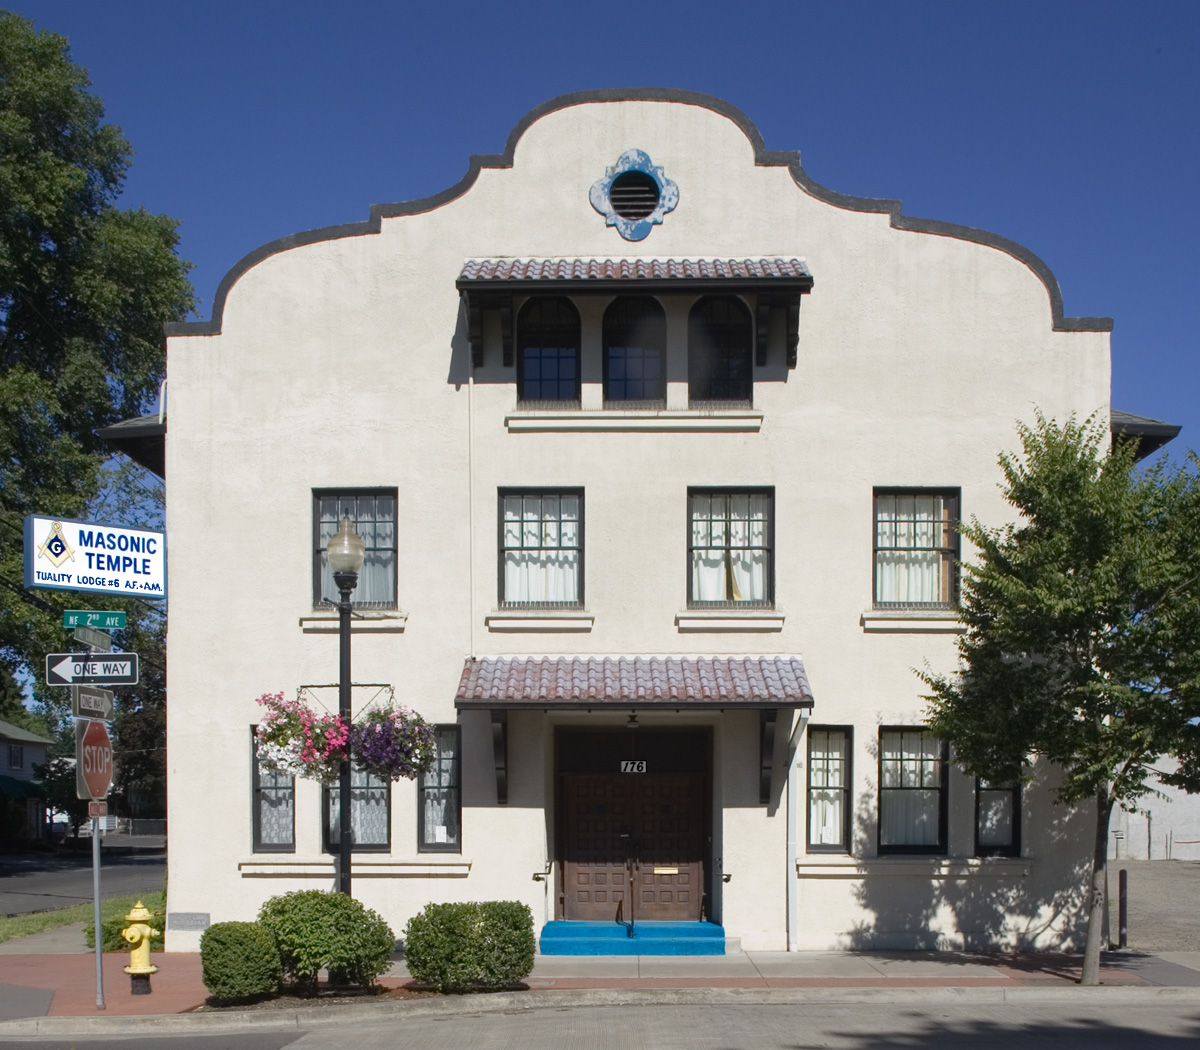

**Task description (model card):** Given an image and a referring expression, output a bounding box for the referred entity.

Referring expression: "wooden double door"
[562,773,705,922]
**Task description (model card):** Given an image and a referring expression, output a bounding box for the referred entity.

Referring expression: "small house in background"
[0,719,53,841]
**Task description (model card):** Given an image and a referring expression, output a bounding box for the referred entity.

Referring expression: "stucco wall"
[163,93,1108,952]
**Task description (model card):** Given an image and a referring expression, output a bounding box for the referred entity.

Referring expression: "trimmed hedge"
[200,921,281,1000]
[404,901,535,991]
[257,890,395,991]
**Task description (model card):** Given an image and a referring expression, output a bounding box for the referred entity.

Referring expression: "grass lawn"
[0,891,165,946]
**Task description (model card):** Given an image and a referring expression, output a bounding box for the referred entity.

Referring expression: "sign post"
[76,717,112,1012]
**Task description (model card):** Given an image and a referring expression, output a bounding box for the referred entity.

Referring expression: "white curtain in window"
[875,495,943,603]
[422,729,459,846]
[690,494,768,602]
[328,771,389,846]
[503,496,579,603]
[257,772,294,846]
[879,731,942,846]
[808,730,847,846]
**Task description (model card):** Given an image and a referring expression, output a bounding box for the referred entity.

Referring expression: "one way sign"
[45,652,138,687]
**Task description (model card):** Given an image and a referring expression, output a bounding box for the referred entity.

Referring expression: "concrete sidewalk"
[1,921,1200,1029]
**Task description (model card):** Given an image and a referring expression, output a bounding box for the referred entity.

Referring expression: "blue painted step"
[540,921,725,956]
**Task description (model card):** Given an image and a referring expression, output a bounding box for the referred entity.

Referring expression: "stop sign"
[76,719,112,800]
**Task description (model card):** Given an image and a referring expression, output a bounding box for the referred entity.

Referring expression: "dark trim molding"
[166,87,1111,339]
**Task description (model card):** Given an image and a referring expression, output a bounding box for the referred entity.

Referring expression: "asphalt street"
[1,1001,1200,1050]
[0,850,165,915]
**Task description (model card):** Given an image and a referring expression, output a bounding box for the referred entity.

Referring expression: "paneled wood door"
[562,773,704,922]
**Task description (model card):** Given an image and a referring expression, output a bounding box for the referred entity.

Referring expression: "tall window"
[418,726,461,852]
[500,490,583,606]
[688,490,772,606]
[323,769,390,852]
[252,732,294,853]
[7,744,22,770]
[807,728,851,852]
[976,779,1020,857]
[517,297,580,403]
[688,296,752,406]
[314,490,396,607]
[878,728,947,854]
[873,489,959,607]
[604,296,665,405]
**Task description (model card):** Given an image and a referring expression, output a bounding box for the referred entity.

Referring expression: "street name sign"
[25,515,165,600]
[72,685,115,721]
[63,610,126,630]
[73,625,114,651]
[76,719,113,801]
[46,652,138,687]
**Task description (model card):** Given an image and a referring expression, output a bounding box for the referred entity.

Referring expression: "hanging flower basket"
[254,693,435,784]
[349,706,436,782]
[254,692,348,784]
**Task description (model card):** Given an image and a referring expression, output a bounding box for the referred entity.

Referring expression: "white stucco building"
[131,90,1181,954]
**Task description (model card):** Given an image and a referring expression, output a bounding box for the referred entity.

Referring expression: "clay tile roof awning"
[456,257,813,291]
[455,656,814,710]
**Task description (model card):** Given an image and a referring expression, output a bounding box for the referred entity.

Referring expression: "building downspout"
[467,359,476,660]
[786,710,810,951]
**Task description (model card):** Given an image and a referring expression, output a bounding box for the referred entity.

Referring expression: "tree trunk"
[1080,785,1114,985]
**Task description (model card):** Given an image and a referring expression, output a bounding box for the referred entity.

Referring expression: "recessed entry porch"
[454,654,815,955]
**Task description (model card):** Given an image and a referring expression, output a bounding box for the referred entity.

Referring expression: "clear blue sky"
[12,0,1200,454]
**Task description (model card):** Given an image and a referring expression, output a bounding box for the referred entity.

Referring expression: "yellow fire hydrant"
[122,901,160,995]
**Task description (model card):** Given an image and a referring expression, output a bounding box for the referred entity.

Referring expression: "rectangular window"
[251,731,294,853]
[688,490,773,606]
[313,489,397,608]
[521,346,579,402]
[878,728,947,854]
[873,489,959,607]
[807,727,851,852]
[7,744,22,770]
[976,779,1021,857]
[418,725,461,852]
[323,769,390,852]
[499,490,583,607]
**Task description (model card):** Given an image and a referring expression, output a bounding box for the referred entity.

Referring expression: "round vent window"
[609,171,661,220]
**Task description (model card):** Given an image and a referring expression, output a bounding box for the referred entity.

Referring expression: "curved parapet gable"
[165,87,1111,338]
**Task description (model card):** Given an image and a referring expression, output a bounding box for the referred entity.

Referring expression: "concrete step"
[540,921,725,956]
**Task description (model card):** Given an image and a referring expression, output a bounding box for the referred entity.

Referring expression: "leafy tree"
[922,415,1200,984]
[35,755,88,841]
[0,12,192,715]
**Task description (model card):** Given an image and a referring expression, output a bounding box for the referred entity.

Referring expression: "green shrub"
[85,895,165,953]
[257,890,395,991]
[199,922,281,1000]
[404,901,535,991]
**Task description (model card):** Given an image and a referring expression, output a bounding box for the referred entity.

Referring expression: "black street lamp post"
[326,515,365,896]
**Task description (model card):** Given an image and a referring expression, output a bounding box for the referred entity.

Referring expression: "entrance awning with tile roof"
[454,655,814,711]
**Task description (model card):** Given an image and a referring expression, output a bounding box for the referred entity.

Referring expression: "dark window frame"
[321,771,391,854]
[516,297,581,405]
[687,488,774,608]
[251,729,295,854]
[498,488,585,609]
[877,727,949,856]
[312,488,398,609]
[7,744,22,770]
[872,487,960,609]
[975,778,1022,857]
[418,725,462,854]
[603,295,666,406]
[806,725,853,854]
[687,295,754,407]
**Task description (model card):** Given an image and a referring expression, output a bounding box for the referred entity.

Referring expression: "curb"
[3,985,1200,1036]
